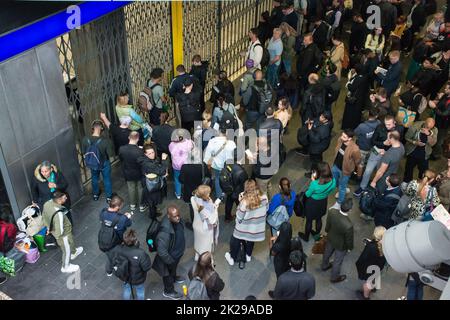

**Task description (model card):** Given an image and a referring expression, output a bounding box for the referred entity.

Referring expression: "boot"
[33,234,48,253]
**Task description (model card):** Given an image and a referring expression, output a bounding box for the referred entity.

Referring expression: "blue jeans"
[266,63,280,88]
[91,160,112,198]
[123,282,145,300]
[213,168,223,199]
[245,110,261,130]
[360,152,383,190]
[283,59,292,76]
[173,169,181,198]
[406,279,423,300]
[332,165,351,204]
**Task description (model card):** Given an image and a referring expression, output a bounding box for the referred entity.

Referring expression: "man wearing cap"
[175,77,202,132]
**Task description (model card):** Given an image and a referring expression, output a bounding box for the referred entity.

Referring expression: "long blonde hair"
[280,22,298,37]
[194,185,211,201]
[242,179,262,210]
[373,226,386,257]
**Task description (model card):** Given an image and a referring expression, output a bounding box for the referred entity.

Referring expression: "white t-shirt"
[246,40,263,69]
[203,136,237,171]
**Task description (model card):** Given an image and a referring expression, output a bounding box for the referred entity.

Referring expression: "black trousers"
[230,235,254,260]
[304,217,322,241]
[404,155,429,183]
[225,195,239,220]
[182,121,194,132]
[162,259,180,293]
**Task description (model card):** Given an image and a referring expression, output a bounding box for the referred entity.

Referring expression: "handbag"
[311,235,327,255]
[294,192,307,217]
[396,107,416,128]
[145,173,165,193]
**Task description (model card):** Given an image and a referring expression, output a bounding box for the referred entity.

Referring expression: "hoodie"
[31,163,68,208]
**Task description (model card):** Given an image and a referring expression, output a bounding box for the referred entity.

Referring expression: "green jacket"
[325,211,354,251]
[42,200,72,239]
[115,104,142,131]
[282,34,296,60]
[305,179,336,200]
[405,121,438,159]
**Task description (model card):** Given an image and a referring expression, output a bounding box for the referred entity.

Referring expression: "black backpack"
[359,188,377,217]
[254,43,270,69]
[218,108,238,131]
[98,214,121,252]
[112,251,131,282]
[219,165,234,195]
[253,82,273,114]
[145,218,161,253]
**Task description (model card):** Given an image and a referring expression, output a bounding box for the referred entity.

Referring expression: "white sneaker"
[70,247,83,260]
[329,202,341,211]
[225,252,234,266]
[246,255,252,262]
[335,188,351,199]
[130,205,136,213]
[61,264,79,273]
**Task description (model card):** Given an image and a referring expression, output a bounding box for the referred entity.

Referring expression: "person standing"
[300,162,336,242]
[169,65,190,99]
[112,229,152,300]
[169,129,194,199]
[297,33,324,94]
[375,50,402,98]
[328,34,345,80]
[404,118,438,183]
[99,195,132,276]
[188,252,225,300]
[321,198,354,283]
[82,120,114,203]
[430,83,450,159]
[191,185,219,261]
[269,222,293,279]
[189,55,209,113]
[31,161,69,210]
[355,226,387,300]
[268,178,296,219]
[223,162,249,223]
[267,28,284,88]
[224,180,269,265]
[147,68,166,126]
[119,131,146,214]
[42,191,83,273]
[115,91,145,146]
[342,64,369,130]
[271,250,316,300]
[349,13,368,55]
[354,108,381,170]
[371,173,402,226]
[252,136,277,199]
[151,112,175,157]
[369,131,405,193]
[152,205,186,300]
[329,130,363,211]
[176,77,202,132]
[245,28,264,69]
[280,22,297,76]
[100,113,133,154]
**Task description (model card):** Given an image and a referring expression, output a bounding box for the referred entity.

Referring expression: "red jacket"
[0,221,17,253]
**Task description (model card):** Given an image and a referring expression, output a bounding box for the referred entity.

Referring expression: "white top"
[203,136,236,171]
[246,40,263,69]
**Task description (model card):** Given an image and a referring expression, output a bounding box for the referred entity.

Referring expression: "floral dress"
[405,180,441,220]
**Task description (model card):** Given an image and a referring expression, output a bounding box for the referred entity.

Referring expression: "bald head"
[308,73,319,84]
[167,205,181,224]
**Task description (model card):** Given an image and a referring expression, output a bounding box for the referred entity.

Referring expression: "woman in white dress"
[191,185,219,261]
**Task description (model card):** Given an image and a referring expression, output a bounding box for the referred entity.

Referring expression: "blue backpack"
[84,138,104,170]
[267,199,289,233]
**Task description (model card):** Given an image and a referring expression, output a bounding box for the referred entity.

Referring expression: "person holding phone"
[138,144,169,219]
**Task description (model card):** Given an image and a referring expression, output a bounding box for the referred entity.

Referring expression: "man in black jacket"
[152,206,186,300]
[300,73,326,123]
[176,77,202,132]
[311,19,330,51]
[349,13,368,55]
[190,54,209,113]
[297,34,324,94]
[169,64,190,98]
[271,250,316,300]
[378,0,397,38]
[151,112,175,156]
[119,131,145,214]
[354,115,404,196]
[245,70,269,130]
[372,173,402,227]
[408,0,426,35]
[112,229,151,300]
[257,106,283,143]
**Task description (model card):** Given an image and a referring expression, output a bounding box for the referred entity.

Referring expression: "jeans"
[266,63,280,88]
[126,180,141,207]
[321,241,347,281]
[331,165,351,204]
[91,160,112,198]
[406,279,424,300]
[283,58,292,76]
[229,235,254,260]
[245,110,261,130]
[213,168,223,199]
[123,283,145,300]
[360,152,383,190]
[163,260,180,293]
[173,169,182,198]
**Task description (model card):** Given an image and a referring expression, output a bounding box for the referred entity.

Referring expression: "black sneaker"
[175,276,185,283]
[163,291,183,300]
[93,194,100,201]
[0,276,6,285]
[353,188,364,197]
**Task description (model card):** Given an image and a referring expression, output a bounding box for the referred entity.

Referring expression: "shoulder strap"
[386,193,401,201]
[50,209,67,232]
[95,138,102,146]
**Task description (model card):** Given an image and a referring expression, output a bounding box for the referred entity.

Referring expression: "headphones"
[91,119,105,132]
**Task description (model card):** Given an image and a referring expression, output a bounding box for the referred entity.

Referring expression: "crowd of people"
[1,0,450,301]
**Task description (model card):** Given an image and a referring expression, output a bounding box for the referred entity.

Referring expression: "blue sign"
[0,1,132,63]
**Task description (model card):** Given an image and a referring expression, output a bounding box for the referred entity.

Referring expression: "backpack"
[145,174,165,193]
[138,83,161,113]
[98,214,121,252]
[253,82,273,114]
[254,43,270,69]
[0,222,15,254]
[84,138,104,171]
[218,108,238,131]
[219,165,234,195]
[359,188,377,216]
[325,10,337,26]
[145,218,161,252]
[267,202,289,232]
[323,21,333,44]
[391,194,412,225]
[112,251,130,282]
[415,93,428,114]
[187,276,210,300]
